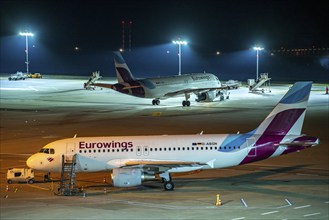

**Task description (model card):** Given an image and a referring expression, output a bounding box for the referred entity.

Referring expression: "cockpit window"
[39,148,55,154]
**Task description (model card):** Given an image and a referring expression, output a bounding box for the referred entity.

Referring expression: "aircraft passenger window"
[210,147,213,150]
[154,148,157,151]
[201,147,203,150]
[84,150,87,153]
[187,147,189,150]
[178,147,180,150]
[130,149,133,152]
[159,148,162,151]
[103,149,106,152]
[196,147,199,150]
[89,150,92,153]
[108,149,110,152]
[145,148,148,151]
[224,147,226,149]
[215,147,218,150]
[168,148,171,151]
[98,150,101,153]
[117,149,119,152]
[192,147,194,150]
[150,148,153,151]
[79,150,82,153]
[173,148,176,151]
[138,148,140,151]
[94,150,96,153]
[112,149,115,152]
[182,147,185,150]
[50,149,55,154]
[164,148,166,151]
[205,147,208,150]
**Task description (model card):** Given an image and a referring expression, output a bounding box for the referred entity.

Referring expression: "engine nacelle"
[196,90,218,102]
[111,168,156,187]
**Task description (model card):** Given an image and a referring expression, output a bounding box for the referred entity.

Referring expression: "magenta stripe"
[240,109,305,165]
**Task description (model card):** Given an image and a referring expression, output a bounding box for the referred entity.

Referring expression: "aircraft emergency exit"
[27,82,319,191]
[92,51,227,106]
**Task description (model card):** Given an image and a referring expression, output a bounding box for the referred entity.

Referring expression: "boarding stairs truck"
[248,73,271,93]
[84,71,102,90]
[7,168,35,184]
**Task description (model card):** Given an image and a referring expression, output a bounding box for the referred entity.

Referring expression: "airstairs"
[249,73,271,93]
[84,71,102,90]
[56,154,80,196]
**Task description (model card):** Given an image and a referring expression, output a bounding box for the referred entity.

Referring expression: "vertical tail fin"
[113,51,136,83]
[254,82,312,136]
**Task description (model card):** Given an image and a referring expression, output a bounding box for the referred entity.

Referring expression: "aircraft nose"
[26,154,37,169]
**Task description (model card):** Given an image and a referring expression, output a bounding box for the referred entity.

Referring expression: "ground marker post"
[240,198,248,207]
[215,194,222,206]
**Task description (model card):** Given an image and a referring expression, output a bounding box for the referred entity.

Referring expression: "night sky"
[1,0,328,81]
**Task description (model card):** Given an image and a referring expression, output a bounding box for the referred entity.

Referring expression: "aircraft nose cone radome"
[26,155,36,169]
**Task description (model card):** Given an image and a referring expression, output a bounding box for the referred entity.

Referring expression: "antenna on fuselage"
[73,134,77,138]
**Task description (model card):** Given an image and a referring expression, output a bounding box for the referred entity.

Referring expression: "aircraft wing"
[92,83,142,90]
[108,158,216,171]
[92,83,114,89]
[163,86,227,98]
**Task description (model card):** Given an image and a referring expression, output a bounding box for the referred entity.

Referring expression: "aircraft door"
[66,143,76,161]
[246,137,257,157]
[136,146,142,156]
[143,146,149,156]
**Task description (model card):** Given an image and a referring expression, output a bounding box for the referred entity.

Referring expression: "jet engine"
[111,168,156,187]
[195,90,218,102]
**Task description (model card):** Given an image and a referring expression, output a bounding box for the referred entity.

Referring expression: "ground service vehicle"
[7,168,35,184]
[8,72,26,81]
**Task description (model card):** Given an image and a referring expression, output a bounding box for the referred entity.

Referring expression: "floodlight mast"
[172,40,187,75]
[19,32,34,74]
[253,46,264,81]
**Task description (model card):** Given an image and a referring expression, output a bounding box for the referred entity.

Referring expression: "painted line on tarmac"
[261,210,279,215]
[293,205,311,209]
[231,217,245,220]
[303,212,321,217]
[26,184,50,191]
[324,201,329,204]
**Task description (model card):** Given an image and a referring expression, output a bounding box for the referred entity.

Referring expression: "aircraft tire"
[156,99,160,105]
[164,181,174,191]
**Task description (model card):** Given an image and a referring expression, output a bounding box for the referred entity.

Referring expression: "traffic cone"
[326,85,328,94]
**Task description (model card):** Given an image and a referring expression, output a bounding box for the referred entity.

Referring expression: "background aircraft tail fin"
[113,51,136,83]
[254,81,312,136]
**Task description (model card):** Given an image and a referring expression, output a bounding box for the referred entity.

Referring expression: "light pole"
[172,39,187,75]
[19,32,34,74]
[253,46,264,81]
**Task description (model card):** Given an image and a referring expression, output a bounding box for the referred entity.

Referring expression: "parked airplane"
[26,82,319,191]
[92,51,227,106]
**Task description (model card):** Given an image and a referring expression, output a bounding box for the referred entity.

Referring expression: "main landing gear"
[182,93,191,107]
[160,172,174,191]
[152,99,160,105]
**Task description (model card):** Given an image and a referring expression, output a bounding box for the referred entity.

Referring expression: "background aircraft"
[92,52,227,106]
[26,82,318,191]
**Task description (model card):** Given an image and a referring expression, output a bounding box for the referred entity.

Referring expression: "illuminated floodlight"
[172,40,187,45]
[19,31,34,74]
[172,39,188,75]
[253,46,264,81]
[19,32,34,37]
[253,46,264,51]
